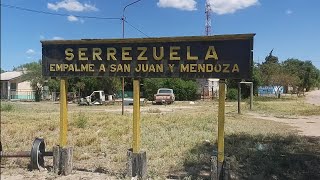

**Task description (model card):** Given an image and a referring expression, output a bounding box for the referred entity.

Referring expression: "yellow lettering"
[78,48,88,61]
[124,64,130,72]
[135,64,141,72]
[122,47,132,60]
[153,47,164,60]
[156,64,163,72]
[63,64,68,71]
[180,64,189,72]
[187,46,198,60]
[214,64,222,72]
[93,48,102,60]
[81,64,88,71]
[99,64,106,72]
[168,64,174,72]
[68,64,74,71]
[56,64,62,71]
[198,64,205,72]
[170,46,180,60]
[50,64,55,71]
[89,64,94,72]
[205,46,218,60]
[149,64,155,72]
[223,64,230,73]
[107,48,117,60]
[75,64,80,72]
[232,64,239,72]
[137,47,147,60]
[117,64,123,72]
[65,48,74,61]
[190,64,197,72]
[206,64,213,72]
[110,64,116,72]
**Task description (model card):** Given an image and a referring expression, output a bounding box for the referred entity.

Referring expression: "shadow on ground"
[175,133,320,179]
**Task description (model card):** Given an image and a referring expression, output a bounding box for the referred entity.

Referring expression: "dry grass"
[1,100,319,179]
[241,96,320,117]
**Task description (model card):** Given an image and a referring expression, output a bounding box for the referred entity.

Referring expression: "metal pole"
[121,8,125,115]
[202,86,205,101]
[132,78,141,153]
[121,0,142,116]
[238,82,241,114]
[217,79,226,165]
[59,78,68,147]
[250,82,253,110]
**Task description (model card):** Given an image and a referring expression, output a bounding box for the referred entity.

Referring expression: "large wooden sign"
[42,34,254,79]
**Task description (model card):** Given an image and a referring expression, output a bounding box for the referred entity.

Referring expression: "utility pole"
[121,0,142,115]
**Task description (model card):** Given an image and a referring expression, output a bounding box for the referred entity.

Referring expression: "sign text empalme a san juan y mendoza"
[42,34,254,79]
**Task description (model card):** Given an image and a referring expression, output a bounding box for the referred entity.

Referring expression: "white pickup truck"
[153,88,175,104]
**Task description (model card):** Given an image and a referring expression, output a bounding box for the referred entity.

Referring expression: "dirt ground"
[245,90,320,137]
[1,91,320,179]
[305,89,320,106]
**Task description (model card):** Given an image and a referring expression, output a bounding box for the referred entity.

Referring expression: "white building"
[196,78,220,99]
[0,71,35,100]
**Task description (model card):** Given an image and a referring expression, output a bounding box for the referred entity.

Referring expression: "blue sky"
[1,0,320,71]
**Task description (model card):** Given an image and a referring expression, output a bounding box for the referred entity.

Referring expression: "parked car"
[153,88,175,104]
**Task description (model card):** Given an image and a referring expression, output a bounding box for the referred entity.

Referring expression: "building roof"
[0,71,23,81]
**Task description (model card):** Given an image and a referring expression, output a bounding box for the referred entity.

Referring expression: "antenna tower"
[205,0,212,36]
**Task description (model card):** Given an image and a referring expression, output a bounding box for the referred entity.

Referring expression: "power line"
[0,3,121,20]
[124,20,150,37]
[1,3,150,38]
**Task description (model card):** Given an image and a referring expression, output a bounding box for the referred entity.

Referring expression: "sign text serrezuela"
[42,34,254,79]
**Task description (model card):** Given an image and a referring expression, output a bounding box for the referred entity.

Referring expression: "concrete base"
[53,146,73,175]
[127,149,147,179]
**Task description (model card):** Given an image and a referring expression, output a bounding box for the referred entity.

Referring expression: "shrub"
[75,112,88,128]
[227,88,238,100]
[143,78,198,101]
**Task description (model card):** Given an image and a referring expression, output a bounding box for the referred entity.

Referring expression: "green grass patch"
[252,100,320,116]
[74,112,88,128]
[0,103,15,112]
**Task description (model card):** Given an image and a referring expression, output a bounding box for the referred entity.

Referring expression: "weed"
[147,108,161,113]
[75,112,88,128]
[1,103,14,112]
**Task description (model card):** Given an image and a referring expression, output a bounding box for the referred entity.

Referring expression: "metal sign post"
[217,79,226,177]
[132,78,141,153]
[59,78,68,147]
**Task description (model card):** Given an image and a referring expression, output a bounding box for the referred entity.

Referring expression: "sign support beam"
[217,79,226,176]
[238,82,241,114]
[59,78,68,147]
[132,78,141,153]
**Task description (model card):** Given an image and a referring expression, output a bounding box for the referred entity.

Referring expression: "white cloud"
[26,49,35,54]
[208,0,259,15]
[67,15,79,21]
[48,0,98,12]
[40,35,45,40]
[286,9,293,15]
[52,36,64,40]
[157,0,197,11]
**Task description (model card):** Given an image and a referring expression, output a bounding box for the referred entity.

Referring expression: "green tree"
[143,78,198,101]
[68,77,122,97]
[259,54,298,98]
[264,49,279,64]
[20,61,44,101]
[282,59,320,92]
